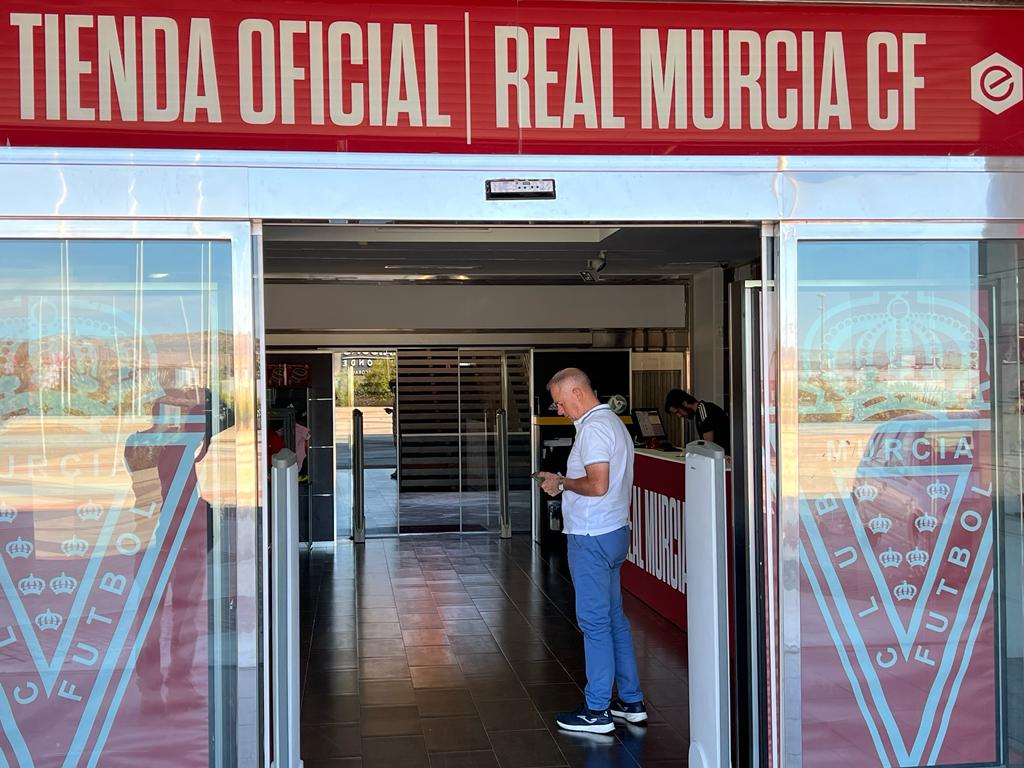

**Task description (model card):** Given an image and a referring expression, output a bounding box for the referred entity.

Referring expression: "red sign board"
[1,1,1023,155]
[624,453,688,629]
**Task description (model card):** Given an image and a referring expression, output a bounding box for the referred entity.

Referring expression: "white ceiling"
[263,224,760,284]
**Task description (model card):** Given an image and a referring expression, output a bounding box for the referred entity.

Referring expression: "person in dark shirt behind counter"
[665,389,730,455]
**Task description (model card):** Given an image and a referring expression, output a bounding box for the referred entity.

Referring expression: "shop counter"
[622,448,732,630]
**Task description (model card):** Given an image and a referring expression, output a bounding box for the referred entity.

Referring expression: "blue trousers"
[567,525,644,711]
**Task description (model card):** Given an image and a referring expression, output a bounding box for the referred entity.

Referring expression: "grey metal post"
[496,408,511,538]
[270,449,302,768]
[352,409,365,543]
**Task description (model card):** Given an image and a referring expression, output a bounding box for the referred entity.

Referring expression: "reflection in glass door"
[774,228,1024,767]
[0,224,260,767]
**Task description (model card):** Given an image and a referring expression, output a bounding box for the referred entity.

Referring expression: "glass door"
[773,223,1024,767]
[457,349,532,534]
[0,220,261,767]
[392,348,528,534]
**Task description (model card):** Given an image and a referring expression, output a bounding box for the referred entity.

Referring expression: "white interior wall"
[265,283,687,331]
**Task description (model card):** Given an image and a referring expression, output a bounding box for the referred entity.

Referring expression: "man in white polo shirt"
[536,368,647,734]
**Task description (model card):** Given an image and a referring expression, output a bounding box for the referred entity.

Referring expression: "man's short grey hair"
[546,367,593,392]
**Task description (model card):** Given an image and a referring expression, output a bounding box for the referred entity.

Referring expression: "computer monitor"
[632,408,666,440]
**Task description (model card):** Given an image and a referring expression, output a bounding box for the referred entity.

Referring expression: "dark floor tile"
[305,669,360,698]
[360,657,412,680]
[408,645,459,667]
[467,676,530,703]
[495,641,555,662]
[457,654,514,678]
[302,724,362,759]
[411,665,467,689]
[312,630,358,650]
[438,605,483,621]
[509,660,572,685]
[359,638,408,658]
[444,620,492,636]
[422,715,491,752]
[391,593,432,606]
[475,700,546,732]
[465,586,507,598]
[655,705,689,738]
[428,750,499,768]
[617,723,687,763]
[308,647,359,670]
[360,679,418,707]
[643,680,690,709]
[449,635,501,655]
[526,683,584,712]
[433,593,478,606]
[302,759,364,768]
[361,622,404,639]
[359,594,398,609]
[361,735,430,768]
[359,705,424,737]
[360,607,401,623]
[403,613,446,630]
[488,729,568,768]
[550,730,639,768]
[415,688,479,718]
[400,627,449,646]
[302,694,360,724]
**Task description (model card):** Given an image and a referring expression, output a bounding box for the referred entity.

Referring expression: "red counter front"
[622,449,731,630]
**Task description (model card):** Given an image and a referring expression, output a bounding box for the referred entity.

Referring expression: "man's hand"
[535,471,562,497]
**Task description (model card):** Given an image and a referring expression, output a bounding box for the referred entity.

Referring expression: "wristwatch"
[557,475,565,493]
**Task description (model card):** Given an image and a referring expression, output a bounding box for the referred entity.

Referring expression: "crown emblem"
[915,510,939,533]
[879,547,903,568]
[894,580,918,601]
[927,481,951,500]
[49,571,78,595]
[907,548,930,568]
[34,608,63,632]
[0,500,17,524]
[867,513,892,535]
[76,499,105,522]
[17,573,45,596]
[5,536,34,559]
[852,484,879,503]
[61,535,89,558]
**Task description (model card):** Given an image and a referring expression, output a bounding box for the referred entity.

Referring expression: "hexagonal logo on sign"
[971,53,1023,115]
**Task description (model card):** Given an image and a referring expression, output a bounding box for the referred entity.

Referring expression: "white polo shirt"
[562,404,634,536]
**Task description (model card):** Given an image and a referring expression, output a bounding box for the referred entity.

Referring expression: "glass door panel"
[458,350,503,533]
[776,231,1024,767]
[397,349,461,533]
[0,224,259,767]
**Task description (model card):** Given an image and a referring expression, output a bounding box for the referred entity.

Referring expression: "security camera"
[579,251,608,282]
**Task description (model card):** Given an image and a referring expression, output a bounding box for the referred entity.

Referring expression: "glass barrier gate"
[0,221,261,768]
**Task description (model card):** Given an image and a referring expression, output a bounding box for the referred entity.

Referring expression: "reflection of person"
[123,388,211,716]
[535,368,647,733]
[665,389,730,454]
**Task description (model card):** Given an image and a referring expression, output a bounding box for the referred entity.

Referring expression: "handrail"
[352,409,365,543]
[496,409,511,539]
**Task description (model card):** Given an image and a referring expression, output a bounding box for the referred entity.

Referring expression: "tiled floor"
[300,536,690,767]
